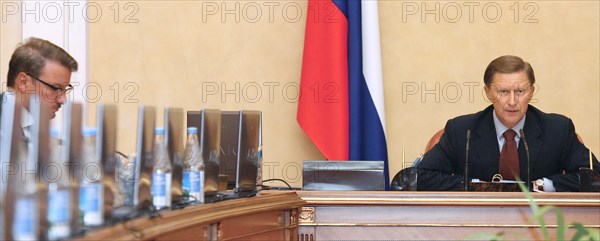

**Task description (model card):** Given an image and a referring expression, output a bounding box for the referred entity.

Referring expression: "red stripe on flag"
[297,0,349,160]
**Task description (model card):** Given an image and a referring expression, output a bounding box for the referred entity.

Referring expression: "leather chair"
[424,129,444,154]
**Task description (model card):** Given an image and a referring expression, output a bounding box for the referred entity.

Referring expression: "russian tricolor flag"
[297,0,389,189]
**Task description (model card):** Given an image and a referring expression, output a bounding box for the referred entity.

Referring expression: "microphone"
[464,129,471,191]
[520,129,531,191]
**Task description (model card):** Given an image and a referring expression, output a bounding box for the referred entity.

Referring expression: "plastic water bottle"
[12,191,38,241]
[12,177,38,241]
[182,127,204,204]
[79,128,103,227]
[47,129,72,240]
[12,138,40,240]
[152,127,172,209]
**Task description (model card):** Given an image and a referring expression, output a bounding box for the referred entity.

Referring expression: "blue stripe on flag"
[331,0,348,17]
[347,0,390,190]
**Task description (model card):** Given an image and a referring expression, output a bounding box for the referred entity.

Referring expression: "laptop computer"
[164,107,184,205]
[133,106,156,207]
[302,160,385,191]
[235,110,261,193]
[187,109,221,201]
[219,111,240,190]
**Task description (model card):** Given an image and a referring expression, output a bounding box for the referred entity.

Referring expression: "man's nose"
[56,92,67,104]
[508,91,517,105]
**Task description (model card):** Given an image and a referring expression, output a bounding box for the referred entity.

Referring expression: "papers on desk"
[469,179,525,192]
[471,179,525,184]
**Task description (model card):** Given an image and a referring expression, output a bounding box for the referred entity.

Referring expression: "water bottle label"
[152,173,168,207]
[48,190,70,223]
[184,171,202,202]
[80,184,101,212]
[189,171,201,193]
[13,198,37,240]
[183,171,191,196]
[79,183,103,226]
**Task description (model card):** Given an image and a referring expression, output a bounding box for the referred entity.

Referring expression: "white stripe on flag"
[361,0,386,135]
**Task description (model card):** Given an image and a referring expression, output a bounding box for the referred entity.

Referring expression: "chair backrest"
[424,129,444,154]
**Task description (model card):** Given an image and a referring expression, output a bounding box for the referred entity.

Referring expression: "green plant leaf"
[554,208,566,241]
[463,232,505,241]
[517,181,550,240]
[584,225,600,241]
[532,205,551,240]
[571,223,587,241]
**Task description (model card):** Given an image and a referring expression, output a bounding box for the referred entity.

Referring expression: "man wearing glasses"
[1,37,78,122]
[417,55,599,192]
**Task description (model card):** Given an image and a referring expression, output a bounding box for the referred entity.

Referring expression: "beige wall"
[0,1,22,92]
[2,1,598,187]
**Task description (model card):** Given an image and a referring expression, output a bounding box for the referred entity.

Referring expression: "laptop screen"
[200,109,221,196]
[96,104,118,214]
[134,106,155,206]
[165,108,184,202]
[219,111,240,189]
[235,110,261,193]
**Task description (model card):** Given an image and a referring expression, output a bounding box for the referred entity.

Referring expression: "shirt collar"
[493,110,526,141]
[21,107,33,139]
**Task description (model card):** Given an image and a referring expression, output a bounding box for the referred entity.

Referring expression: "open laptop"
[219,111,240,190]
[133,106,156,208]
[235,110,261,194]
[216,110,261,200]
[187,109,221,202]
[164,107,184,205]
[302,160,385,191]
[96,104,119,219]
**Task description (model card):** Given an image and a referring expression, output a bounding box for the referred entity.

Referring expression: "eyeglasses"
[27,73,73,95]
[494,86,532,98]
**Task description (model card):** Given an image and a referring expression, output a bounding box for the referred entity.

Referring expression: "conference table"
[72,191,600,240]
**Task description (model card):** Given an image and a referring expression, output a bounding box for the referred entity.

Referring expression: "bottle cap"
[187,127,198,134]
[155,127,165,135]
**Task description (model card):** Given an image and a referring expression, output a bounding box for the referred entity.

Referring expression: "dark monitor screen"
[219,111,240,189]
[134,106,155,206]
[236,110,261,193]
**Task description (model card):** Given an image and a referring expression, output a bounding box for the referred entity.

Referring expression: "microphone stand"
[464,130,471,191]
[520,129,531,191]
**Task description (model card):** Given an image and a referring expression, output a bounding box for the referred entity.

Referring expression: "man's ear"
[484,85,493,102]
[15,72,30,92]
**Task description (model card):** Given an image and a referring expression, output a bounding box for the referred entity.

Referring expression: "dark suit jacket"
[417,105,600,192]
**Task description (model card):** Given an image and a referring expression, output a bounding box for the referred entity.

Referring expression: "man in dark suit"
[417,55,600,192]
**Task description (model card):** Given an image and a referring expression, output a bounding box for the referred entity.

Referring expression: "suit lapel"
[473,107,501,180]
[519,107,543,179]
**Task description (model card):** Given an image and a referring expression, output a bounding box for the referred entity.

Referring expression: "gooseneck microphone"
[464,129,471,191]
[520,129,531,191]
